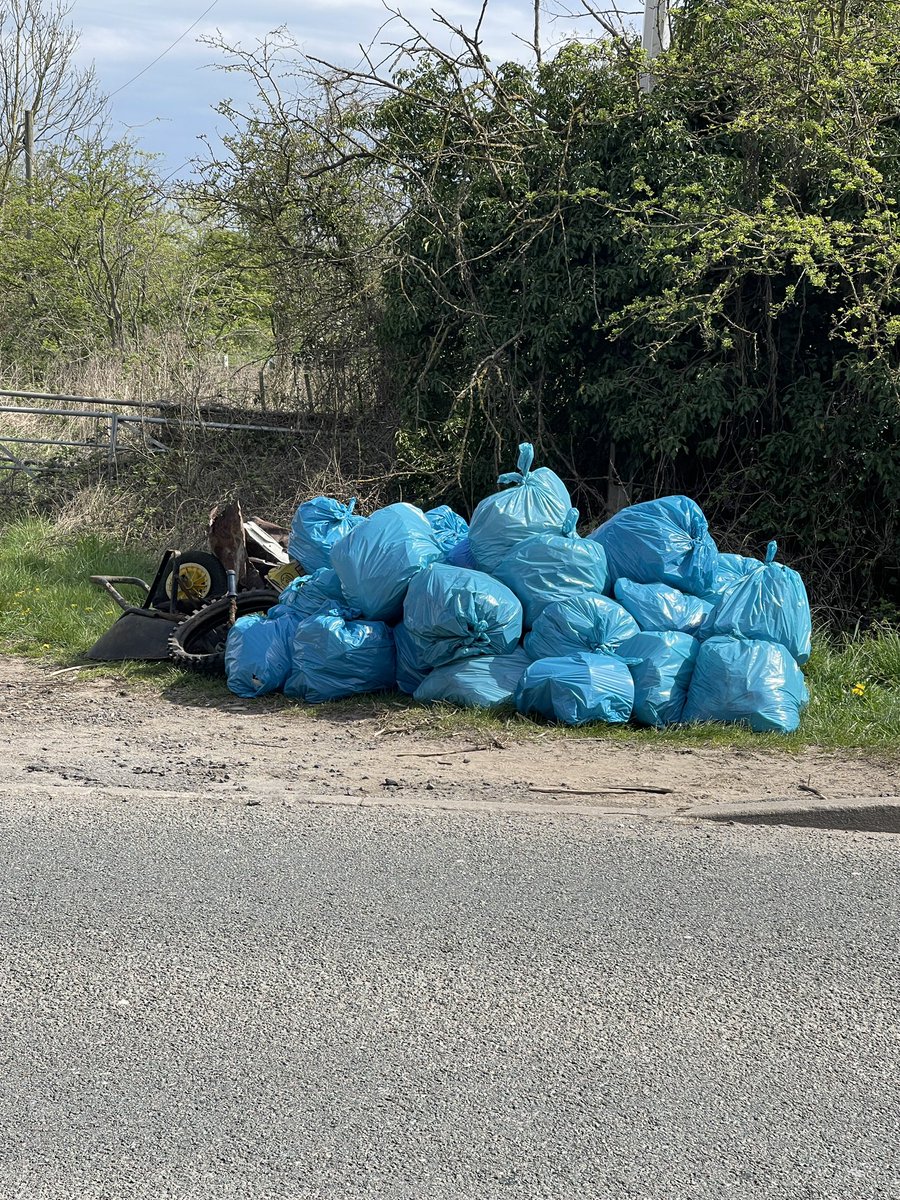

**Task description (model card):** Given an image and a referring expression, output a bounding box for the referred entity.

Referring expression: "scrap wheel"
[168,589,278,675]
[152,550,229,611]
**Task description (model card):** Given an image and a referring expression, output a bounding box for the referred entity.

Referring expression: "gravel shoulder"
[0,656,896,817]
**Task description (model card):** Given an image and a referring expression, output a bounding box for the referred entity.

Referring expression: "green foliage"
[0,517,156,658]
[192,32,388,363]
[375,1,900,610]
[0,140,183,361]
[0,137,272,372]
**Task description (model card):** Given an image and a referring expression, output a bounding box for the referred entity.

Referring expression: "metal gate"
[0,389,298,480]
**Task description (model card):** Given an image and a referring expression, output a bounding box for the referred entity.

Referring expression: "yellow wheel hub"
[166,563,213,602]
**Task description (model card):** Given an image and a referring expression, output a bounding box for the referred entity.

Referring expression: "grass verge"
[1,518,898,754]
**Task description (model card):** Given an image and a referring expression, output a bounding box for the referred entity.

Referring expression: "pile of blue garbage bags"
[225,444,812,733]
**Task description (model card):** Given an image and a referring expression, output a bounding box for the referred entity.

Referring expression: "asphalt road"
[0,792,897,1200]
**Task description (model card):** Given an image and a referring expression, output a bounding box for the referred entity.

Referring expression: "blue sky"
[69,0,615,179]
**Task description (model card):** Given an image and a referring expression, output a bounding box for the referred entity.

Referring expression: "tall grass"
[0,518,157,657]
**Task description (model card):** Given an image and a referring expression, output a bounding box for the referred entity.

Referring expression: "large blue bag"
[403,564,522,670]
[468,443,572,573]
[682,635,808,734]
[268,567,349,623]
[588,496,718,596]
[701,542,812,664]
[331,503,443,622]
[616,631,698,727]
[225,613,295,698]
[613,578,712,636]
[288,496,365,571]
[284,610,396,703]
[425,506,469,557]
[445,537,477,569]
[515,652,635,726]
[706,552,763,601]
[414,648,531,709]
[394,621,431,695]
[493,508,609,628]
[524,593,639,660]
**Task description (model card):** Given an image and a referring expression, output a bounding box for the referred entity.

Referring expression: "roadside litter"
[87,442,813,733]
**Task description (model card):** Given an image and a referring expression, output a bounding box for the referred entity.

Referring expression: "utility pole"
[605,0,671,515]
[24,109,34,190]
[640,0,669,92]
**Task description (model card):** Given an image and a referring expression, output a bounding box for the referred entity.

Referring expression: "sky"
[69,0,622,180]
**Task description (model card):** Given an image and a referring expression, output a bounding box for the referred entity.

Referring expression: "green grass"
[0,517,161,658]
[1,517,898,754]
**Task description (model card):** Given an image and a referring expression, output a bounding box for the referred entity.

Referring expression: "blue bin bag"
[446,537,477,569]
[493,508,610,629]
[617,630,698,727]
[425,506,469,557]
[284,610,396,703]
[403,563,523,670]
[588,495,718,596]
[288,496,365,572]
[414,648,531,709]
[682,636,808,734]
[515,652,635,727]
[613,577,712,636]
[705,552,764,601]
[268,568,349,623]
[330,502,443,623]
[701,542,812,665]
[468,443,572,573]
[225,613,294,698]
[524,593,640,660]
[394,620,431,695]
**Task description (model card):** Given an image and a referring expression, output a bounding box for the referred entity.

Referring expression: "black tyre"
[150,550,229,611]
[168,589,278,674]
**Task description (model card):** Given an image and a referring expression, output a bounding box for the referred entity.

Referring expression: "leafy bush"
[375,1,900,614]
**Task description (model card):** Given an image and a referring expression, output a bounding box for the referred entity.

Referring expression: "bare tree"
[0,0,105,197]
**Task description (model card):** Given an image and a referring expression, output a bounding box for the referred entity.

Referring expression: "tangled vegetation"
[1,0,899,619]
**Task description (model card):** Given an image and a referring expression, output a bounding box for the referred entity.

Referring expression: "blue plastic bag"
[524,593,639,660]
[267,568,349,623]
[682,635,808,734]
[445,537,477,569]
[403,563,523,670]
[225,613,295,698]
[616,631,698,727]
[706,552,764,601]
[588,496,718,596]
[613,578,712,636]
[515,652,635,726]
[414,648,531,709]
[394,621,431,695]
[701,542,812,664]
[331,503,443,622]
[288,496,365,572]
[425,506,469,557]
[493,508,609,628]
[284,610,396,703]
[468,443,572,573]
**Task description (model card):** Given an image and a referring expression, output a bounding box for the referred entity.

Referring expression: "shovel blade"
[85,612,179,662]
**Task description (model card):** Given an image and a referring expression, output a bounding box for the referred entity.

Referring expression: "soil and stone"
[1,657,895,820]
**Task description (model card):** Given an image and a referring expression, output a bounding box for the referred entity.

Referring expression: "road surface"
[0,788,897,1199]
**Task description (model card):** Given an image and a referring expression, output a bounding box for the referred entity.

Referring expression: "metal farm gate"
[0,390,298,481]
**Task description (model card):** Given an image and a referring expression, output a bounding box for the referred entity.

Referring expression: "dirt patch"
[0,656,896,817]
